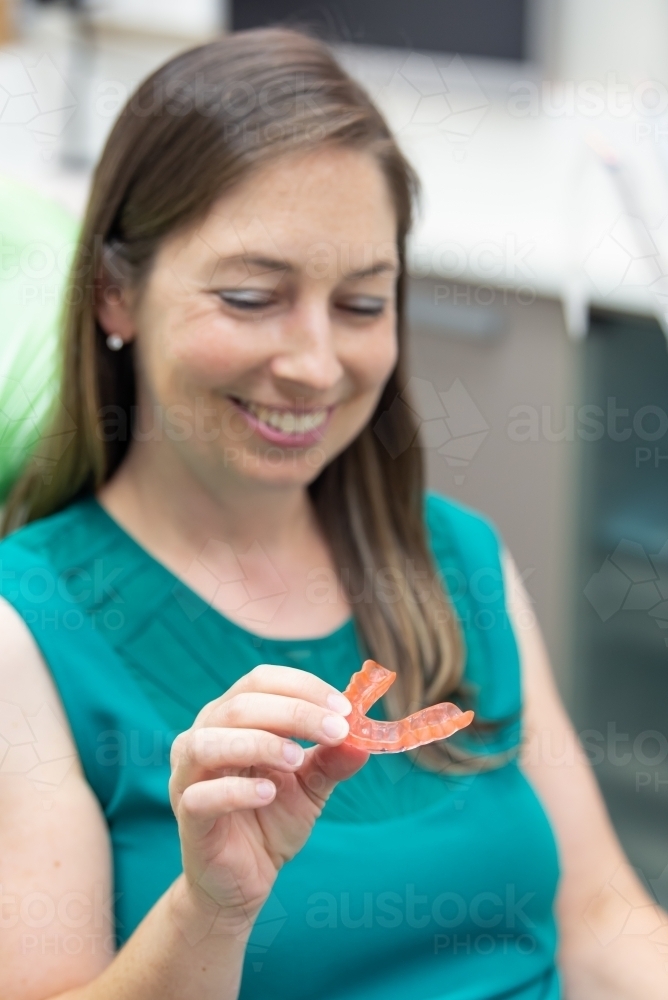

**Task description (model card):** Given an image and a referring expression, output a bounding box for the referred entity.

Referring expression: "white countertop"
[338,44,668,335]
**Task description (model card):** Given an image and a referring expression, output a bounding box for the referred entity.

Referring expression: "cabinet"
[406,278,668,889]
[575,309,668,895]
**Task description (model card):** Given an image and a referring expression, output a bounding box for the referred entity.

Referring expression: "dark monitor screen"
[232,1,527,61]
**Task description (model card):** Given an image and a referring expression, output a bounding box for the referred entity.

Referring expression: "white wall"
[553,0,668,83]
[91,0,225,39]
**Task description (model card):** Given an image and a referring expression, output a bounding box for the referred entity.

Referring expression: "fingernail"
[322,714,349,740]
[327,692,352,715]
[256,780,275,799]
[282,742,304,765]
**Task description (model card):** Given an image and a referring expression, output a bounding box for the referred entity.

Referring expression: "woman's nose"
[270,305,345,391]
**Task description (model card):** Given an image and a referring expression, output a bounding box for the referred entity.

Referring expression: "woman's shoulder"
[424,492,520,739]
[423,490,504,575]
[0,496,101,566]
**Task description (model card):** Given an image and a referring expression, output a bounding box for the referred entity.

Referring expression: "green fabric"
[0,175,78,501]
[0,492,561,999]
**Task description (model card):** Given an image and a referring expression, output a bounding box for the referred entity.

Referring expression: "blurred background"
[1,0,667,898]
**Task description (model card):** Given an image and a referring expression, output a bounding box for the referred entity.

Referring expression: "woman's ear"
[95,266,136,345]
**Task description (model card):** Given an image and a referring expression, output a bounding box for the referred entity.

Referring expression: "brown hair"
[3,27,504,769]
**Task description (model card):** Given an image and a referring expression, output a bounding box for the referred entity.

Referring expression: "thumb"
[297,742,368,805]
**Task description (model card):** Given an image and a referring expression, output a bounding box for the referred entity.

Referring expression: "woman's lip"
[228,397,334,447]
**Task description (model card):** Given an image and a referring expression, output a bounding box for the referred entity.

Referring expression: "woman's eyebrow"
[212,255,399,278]
[343,261,399,280]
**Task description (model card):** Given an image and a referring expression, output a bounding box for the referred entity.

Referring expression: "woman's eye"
[218,289,273,310]
[338,296,386,317]
[218,290,386,316]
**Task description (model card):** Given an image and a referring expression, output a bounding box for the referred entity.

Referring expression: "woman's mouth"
[228,396,333,446]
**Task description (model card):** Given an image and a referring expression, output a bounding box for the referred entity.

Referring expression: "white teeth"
[239,399,328,434]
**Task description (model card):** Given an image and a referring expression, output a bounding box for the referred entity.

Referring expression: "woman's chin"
[217,442,330,488]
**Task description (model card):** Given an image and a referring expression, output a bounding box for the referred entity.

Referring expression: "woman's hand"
[168,664,367,942]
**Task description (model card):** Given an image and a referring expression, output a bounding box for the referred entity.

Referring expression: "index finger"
[197,664,352,726]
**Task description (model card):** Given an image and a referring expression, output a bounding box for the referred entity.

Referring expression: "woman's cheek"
[159,326,259,393]
[348,328,399,391]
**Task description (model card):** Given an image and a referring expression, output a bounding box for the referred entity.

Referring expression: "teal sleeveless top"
[0,493,561,999]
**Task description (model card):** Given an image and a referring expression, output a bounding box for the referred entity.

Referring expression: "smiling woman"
[0,23,662,1000]
[2,31,469,767]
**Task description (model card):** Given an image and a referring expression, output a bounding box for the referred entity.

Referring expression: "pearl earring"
[106,334,124,351]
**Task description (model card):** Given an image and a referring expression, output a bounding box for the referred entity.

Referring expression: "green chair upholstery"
[0,174,79,502]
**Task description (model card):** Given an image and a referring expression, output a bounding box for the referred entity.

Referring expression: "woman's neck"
[96,435,352,641]
[98,438,317,560]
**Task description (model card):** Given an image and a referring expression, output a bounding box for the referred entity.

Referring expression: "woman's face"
[109,146,400,492]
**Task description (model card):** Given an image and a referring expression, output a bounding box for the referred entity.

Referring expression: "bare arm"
[0,596,251,1000]
[0,595,114,998]
[0,596,362,1000]
[503,552,668,1000]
